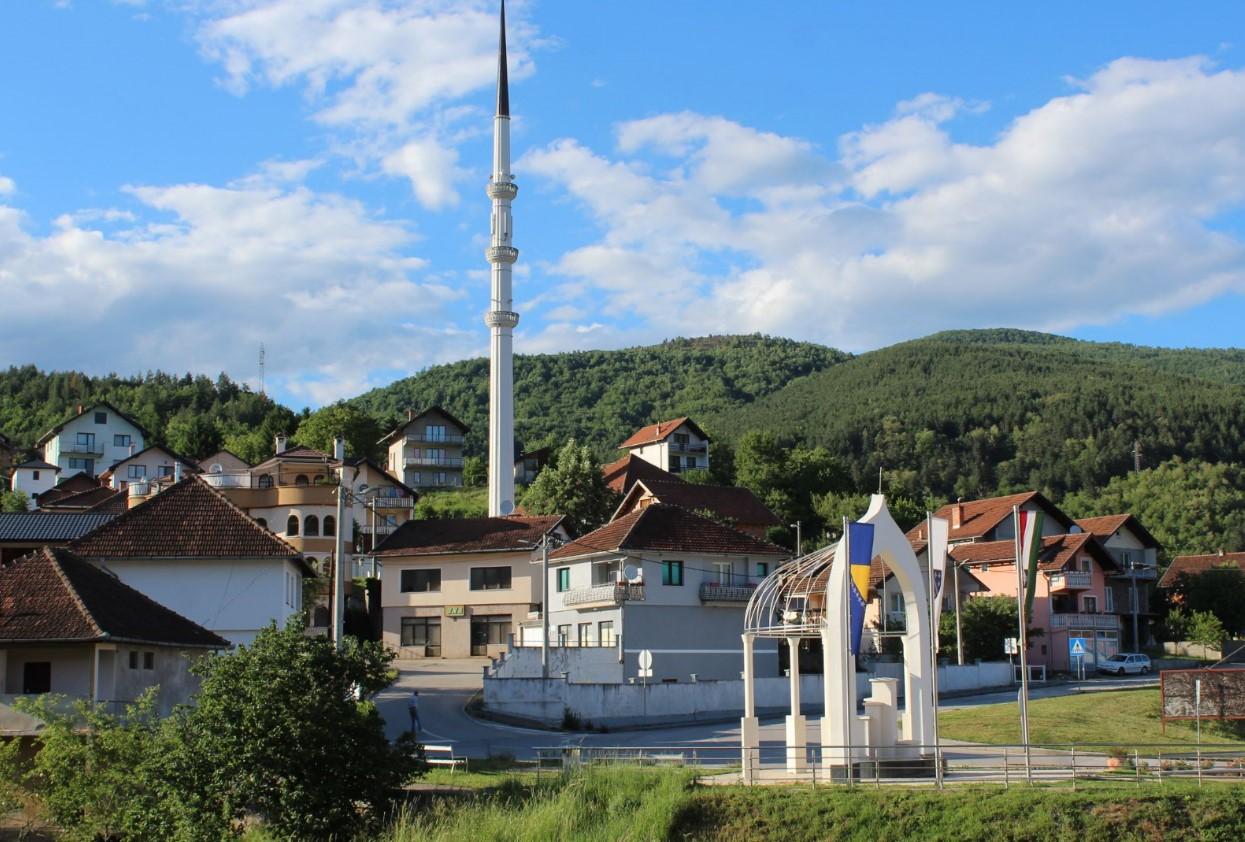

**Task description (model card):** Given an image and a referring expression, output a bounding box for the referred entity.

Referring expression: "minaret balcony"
[485,310,520,329]
[486,245,519,264]
[488,180,518,200]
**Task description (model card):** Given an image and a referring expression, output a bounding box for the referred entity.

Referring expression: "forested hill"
[350,335,847,456]
[714,331,1245,501]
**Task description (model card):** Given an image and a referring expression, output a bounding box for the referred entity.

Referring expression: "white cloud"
[381,137,464,209]
[0,176,15,196]
[0,174,478,404]
[520,56,1245,351]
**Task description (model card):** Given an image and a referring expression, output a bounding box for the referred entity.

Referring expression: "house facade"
[380,408,469,491]
[36,403,147,479]
[612,478,780,540]
[9,459,59,503]
[69,476,312,646]
[104,446,199,490]
[374,515,565,659]
[617,417,710,476]
[0,547,228,720]
[543,504,788,683]
[1076,515,1161,648]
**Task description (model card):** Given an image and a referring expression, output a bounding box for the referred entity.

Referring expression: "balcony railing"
[62,441,104,455]
[370,494,415,509]
[1111,566,1157,581]
[699,582,758,603]
[1048,571,1093,592]
[1050,612,1121,630]
[200,472,252,488]
[404,456,464,467]
[669,442,708,454]
[563,583,645,607]
[405,433,465,445]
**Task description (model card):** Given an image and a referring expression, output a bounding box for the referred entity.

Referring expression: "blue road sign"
[1069,637,1089,658]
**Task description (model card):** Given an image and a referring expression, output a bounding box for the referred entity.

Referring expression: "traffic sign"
[1003,638,1019,655]
[638,649,653,670]
[1069,637,1088,658]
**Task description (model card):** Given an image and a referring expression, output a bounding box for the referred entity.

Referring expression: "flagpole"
[926,512,944,788]
[842,515,854,787]
[1012,505,1033,783]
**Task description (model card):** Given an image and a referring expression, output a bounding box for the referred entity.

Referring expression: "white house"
[617,417,710,476]
[69,475,313,646]
[105,445,199,490]
[378,407,470,490]
[36,403,147,479]
[8,459,59,504]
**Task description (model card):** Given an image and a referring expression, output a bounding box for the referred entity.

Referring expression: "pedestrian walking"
[408,690,421,734]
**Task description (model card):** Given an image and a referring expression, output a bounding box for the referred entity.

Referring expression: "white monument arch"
[741,494,936,781]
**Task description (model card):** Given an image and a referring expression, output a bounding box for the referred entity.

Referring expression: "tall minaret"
[485,0,518,517]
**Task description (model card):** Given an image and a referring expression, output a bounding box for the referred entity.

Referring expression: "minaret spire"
[485,0,518,517]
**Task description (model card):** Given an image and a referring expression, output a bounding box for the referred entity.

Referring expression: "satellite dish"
[357,483,370,494]
[623,565,639,581]
[500,499,515,515]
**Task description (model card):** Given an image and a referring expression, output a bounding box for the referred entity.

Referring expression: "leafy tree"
[165,624,420,841]
[735,431,851,539]
[293,402,384,461]
[520,439,618,536]
[939,596,1037,662]
[164,410,222,459]
[462,455,487,487]
[0,488,29,512]
[1168,565,1245,635]
[1187,609,1227,658]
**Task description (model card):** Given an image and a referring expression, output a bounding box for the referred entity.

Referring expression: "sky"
[2,1,1245,409]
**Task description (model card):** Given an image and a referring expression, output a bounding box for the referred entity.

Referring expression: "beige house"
[379,407,469,491]
[374,515,565,659]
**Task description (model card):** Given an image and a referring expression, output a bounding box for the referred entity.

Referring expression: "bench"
[423,745,467,772]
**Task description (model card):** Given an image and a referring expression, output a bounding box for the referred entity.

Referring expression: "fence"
[532,741,1245,788]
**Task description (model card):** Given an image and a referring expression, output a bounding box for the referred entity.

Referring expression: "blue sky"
[3,1,1245,409]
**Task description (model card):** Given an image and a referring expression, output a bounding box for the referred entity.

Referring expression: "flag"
[928,516,951,628]
[1016,508,1044,623]
[847,522,875,656]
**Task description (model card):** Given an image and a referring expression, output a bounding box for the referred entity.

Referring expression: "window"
[426,448,444,464]
[1083,595,1098,614]
[578,623,592,647]
[714,561,733,586]
[433,472,448,486]
[668,454,680,473]
[256,518,268,529]
[592,559,620,586]
[472,615,512,649]
[673,432,689,446]
[258,474,273,489]
[286,515,300,536]
[755,562,769,579]
[295,474,309,487]
[158,465,174,478]
[1104,588,1115,613]
[557,624,571,645]
[470,566,512,590]
[661,560,684,586]
[304,515,319,537]
[323,515,335,537]
[143,651,154,670]
[32,470,40,481]
[1079,558,1091,573]
[598,620,615,646]
[401,569,441,593]
[76,432,95,447]
[127,464,147,479]
[68,458,91,471]
[425,424,446,442]
[401,617,442,655]
[685,456,697,469]
[556,568,571,592]
[94,411,107,424]
[129,651,139,669]
[22,662,51,694]
[114,434,131,447]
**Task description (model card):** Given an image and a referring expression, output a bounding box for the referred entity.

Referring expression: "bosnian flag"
[847,522,875,656]
[1016,508,1045,623]
[928,516,951,628]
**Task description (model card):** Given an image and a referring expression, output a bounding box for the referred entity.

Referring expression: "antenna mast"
[259,342,266,396]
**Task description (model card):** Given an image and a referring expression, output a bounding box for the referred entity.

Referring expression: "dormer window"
[94,412,107,424]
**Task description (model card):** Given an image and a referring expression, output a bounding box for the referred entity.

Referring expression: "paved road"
[375,658,1159,760]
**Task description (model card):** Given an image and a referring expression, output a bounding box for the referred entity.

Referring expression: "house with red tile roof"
[601,453,682,495]
[617,417,711,477]
[538,503,789,682]
[1159,550,1245,589]
[372,515,567,659]
[35,402,148,480]
[612,478,780,539]
[0,547,227,720]
[69,475,311,646]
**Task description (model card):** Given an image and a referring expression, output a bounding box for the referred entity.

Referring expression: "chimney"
[333,435,346,462]
[275,434,288,454]
[77,403,84,416]
[952,498,964,530]
[1219,548,1226,557]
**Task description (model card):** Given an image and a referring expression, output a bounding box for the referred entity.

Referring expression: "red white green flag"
[1016,508,1044,622]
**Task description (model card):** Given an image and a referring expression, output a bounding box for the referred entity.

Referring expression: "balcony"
[1111,566,1157,581]
[669,442,708,454]
[1050,612,1121,631]
[1048,571,1093,592]
[404,456,464,468]
[62,441,104,456]
[699,582,758,604]
[405,433,465,445]
[563,583,645,609]
[371,494,415,510]
[200,471,251,489]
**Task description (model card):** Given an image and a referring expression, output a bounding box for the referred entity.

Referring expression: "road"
[375,658,1159,760]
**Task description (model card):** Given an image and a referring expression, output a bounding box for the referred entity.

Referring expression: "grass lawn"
[939,688,1245,746]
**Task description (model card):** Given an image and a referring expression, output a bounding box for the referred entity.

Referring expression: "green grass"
[939,689,1245,746]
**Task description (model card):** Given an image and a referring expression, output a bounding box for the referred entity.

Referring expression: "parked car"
[1097,653,1151,675]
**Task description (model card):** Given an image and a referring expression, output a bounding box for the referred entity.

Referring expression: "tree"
[1187,609,1227,659]
[736,430,851,539]
[293,402,384,461]
[462,455,487,487]
[165,624,420,840]
[164,410,222,459]
[0,488,29,513]
[1169,565,1245,635]
[520,439,618,536]
[939,596,1039,662]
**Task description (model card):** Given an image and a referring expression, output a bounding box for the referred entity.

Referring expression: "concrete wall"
[484,661,1013,728]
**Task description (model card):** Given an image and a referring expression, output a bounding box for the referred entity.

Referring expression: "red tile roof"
[0,547,228,648]
[907,491,1072,543]
[550,503,787,561]
[1158,552,1245,589]
[374,515,564,556]
[601,453,683,495]
[69,476,305,564]
[618,480,780,527]
[618,417,710,449]
[1074,514,1161,550]
[34,473,103,505]
[38,486,125,513]
[949,532,1117,572]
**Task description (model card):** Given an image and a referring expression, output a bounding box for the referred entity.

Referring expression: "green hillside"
[350,334,847,456]
[714,332,1245,500]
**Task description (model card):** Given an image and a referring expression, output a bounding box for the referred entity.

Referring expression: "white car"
[1097,653,1151,675]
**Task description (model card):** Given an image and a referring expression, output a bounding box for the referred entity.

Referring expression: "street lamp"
[789,521,802,556]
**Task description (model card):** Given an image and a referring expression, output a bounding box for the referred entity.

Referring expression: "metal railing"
[62,441,104,455]
[1049,571,1093,591]
[699,582,759,603]
[669,442,708,454]
[404,456,464,467]
[405,433,465,444]
[1051,612,1122,630]
[563,583,646,607]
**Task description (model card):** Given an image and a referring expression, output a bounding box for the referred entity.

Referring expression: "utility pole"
[332,437,348,649]
[790,521,802,556]
[1129,559,1141,650]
